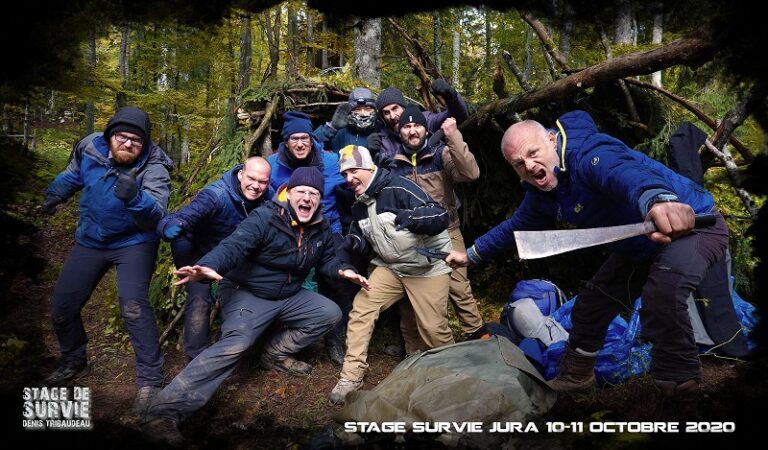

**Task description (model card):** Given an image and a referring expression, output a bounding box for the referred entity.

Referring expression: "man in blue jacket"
[42,106,173,415]
[268,111,358,365]
[447,111,728,421]
[156,156,272,361]
[141,167,369,446]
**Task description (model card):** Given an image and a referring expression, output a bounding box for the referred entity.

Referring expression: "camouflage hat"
[338,145,375,173]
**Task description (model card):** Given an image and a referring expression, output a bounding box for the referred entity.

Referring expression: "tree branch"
[519,10,570,71]
[244,94,279,158]
[703,139,758,219]
[386,18,442,79]
[502,50,532,92]
[623,77,755,162]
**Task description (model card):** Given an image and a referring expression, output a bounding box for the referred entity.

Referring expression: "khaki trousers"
[340,266,452,381]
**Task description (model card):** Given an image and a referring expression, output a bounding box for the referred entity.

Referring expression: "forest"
[1,0,766,448]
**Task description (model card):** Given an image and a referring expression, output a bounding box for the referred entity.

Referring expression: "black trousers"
[569,212,729,382]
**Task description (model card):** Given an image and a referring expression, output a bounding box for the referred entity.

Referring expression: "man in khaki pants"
[329,145,454,405]
[389,106,483,340]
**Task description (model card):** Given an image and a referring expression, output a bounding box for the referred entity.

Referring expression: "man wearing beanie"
[142,166,369,446]
[42,106,173,416]
[315,87,378,152]
[369,79,469,165]
[390,108,484,346]
[156,156,273,361]
[329,145,455,405]
[268,111,359,366]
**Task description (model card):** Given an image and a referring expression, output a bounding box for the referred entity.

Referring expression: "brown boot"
[550,345,596,392]
[653,379,701,421]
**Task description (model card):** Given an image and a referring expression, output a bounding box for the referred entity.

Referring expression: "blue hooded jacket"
[471,110,715,262]
[157,165,272,254]
[267,139,347,234]
[46,132,173,250]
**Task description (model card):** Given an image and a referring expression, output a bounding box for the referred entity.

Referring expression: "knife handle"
[694,213,716,228]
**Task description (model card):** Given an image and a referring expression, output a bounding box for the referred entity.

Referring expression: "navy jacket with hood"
[470,110,715,262]
[267,139,347,234]
[46,108,173,250]
[156,165,272,254]
[196,199,353,300]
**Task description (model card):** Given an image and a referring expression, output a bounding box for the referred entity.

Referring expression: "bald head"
[238,156,271,201]
[500,119,560,191]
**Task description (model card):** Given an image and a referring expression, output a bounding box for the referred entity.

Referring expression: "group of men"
[42,79,735,445]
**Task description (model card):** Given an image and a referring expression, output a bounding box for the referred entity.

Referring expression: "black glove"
[383,207,415,232]
[42,195,62,215]
[430,78,456,101]
[367,132,384,153]
[343,234,364,254]
[114,169,139,203]
[331,103,353,130]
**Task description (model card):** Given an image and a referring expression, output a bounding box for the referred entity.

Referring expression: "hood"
[104,107,152,142]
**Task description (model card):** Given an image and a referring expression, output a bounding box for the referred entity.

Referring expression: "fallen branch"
[502,50,532,92]
[244,94,279,158]
[703,139,758,219]
[387,18,442,78]
[404,47,437,111]
[622,77,755,162]
[159,304,186,345]
[519,10,570,71]
[597,22,642,126]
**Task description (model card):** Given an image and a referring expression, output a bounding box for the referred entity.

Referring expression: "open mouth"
[534,169,546,182]
[297,204,312,215]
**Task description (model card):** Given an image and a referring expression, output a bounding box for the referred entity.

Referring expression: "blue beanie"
[282,111,314,141]
[287,167,324,196]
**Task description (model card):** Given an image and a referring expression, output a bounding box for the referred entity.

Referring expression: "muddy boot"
[141,417,188,448]
[653,379,701,422]
[549,344,597,392]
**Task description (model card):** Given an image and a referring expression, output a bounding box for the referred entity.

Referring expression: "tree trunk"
[523,27,534,81]
[433,12,442,73]
[651,2,664,87]
[452,30,460,87]
[238,13,252,95]
[85,28,96,135]
[117,24,130,108]
[484,7,492,72]
[321,18,328,69]
[262,8,281,82]
[286,4,298,78]
[354,18,381,88]
[306,11,315,70]
[560,0,574,60]
[614,0,635,44]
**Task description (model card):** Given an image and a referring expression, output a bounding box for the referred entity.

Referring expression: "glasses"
[114,133,144,147]
[293,189,321,200]
[288,135,311,144]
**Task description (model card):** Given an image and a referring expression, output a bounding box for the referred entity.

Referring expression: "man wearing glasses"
[41,106,173,416]
[268,111,355,367]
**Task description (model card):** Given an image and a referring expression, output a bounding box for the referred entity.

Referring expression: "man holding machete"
[446,110,728,421]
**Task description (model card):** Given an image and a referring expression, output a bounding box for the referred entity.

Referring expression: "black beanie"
[287,167,324,196]
[398,105,428,130]
[376,87,406,111]
[105,107,151,142]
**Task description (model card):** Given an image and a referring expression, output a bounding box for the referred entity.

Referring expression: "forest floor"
[2,145,764,449]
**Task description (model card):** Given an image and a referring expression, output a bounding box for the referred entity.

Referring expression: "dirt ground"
[2,195,764,449]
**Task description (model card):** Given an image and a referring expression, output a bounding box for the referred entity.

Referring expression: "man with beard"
[388,106,484,343]
[41,106,173,416]
[368,80,469,166]
[156,157,272,361]
[141,167,369,446]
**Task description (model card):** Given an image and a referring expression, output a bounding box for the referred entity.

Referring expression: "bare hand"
[440,117,457,137]
[339,269,371,291]
[646,202,695,244]
[445,250,470,268]
[174,265,223,285]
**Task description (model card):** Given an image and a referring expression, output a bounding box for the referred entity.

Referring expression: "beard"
[110,144,140,165]
[403,135,426,154]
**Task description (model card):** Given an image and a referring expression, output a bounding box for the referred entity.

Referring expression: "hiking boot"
[133,386,162,417]
[653,379,701,422]
[327,345,345,366]
[260,354,313,376]
[41,361,90,386]
[549,344,596,392]
[141,417,187,448]
[383,343,405,358]
[329,378,364,405]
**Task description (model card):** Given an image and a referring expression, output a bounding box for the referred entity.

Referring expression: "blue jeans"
[144,284,341,422]
[170,237,212,360]
[51,242,163,387]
